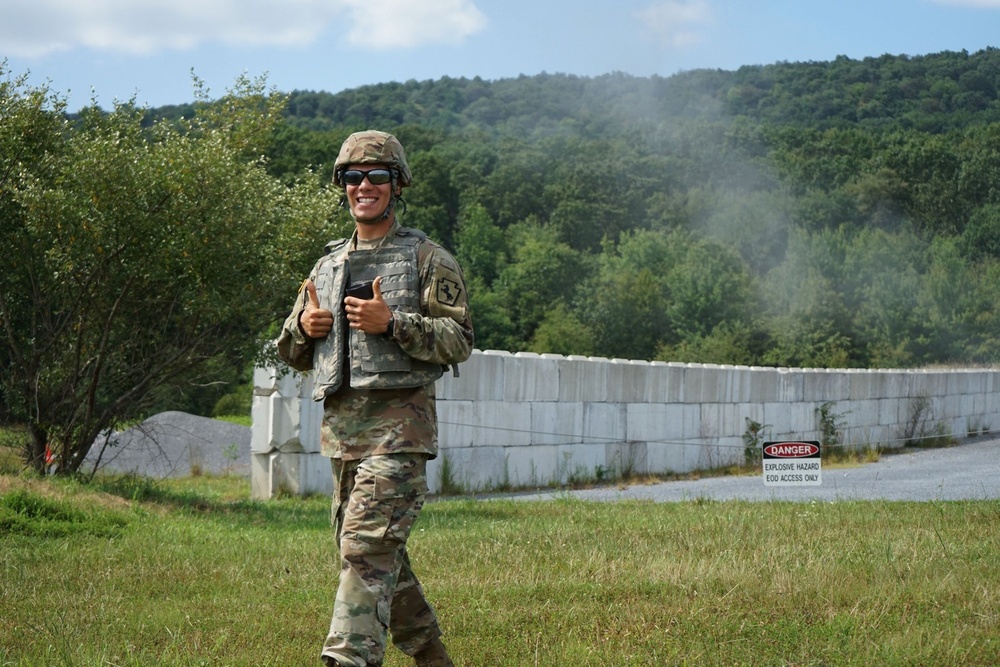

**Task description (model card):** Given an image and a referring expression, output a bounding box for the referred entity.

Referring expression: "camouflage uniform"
[276,132,472,667]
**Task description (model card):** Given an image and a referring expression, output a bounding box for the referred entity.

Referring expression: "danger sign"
[762,441,822,486]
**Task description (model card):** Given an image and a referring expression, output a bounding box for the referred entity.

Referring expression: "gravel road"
[509,437,1000,503]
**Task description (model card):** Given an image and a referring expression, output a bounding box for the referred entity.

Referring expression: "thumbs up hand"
[299,279,334,339]
[345,276,393,334]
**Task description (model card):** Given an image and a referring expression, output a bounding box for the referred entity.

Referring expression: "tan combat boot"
[413,638,455,667]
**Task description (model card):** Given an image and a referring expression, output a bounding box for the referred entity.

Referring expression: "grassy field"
[1,470,998,667]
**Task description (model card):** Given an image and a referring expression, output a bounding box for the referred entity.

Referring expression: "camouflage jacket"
[276,222,473,459]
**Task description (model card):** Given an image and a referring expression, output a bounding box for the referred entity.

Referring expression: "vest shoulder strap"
[324,238,350,254]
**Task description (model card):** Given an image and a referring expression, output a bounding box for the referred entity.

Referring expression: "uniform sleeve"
[393,242,474,366]
[275,277,317,372]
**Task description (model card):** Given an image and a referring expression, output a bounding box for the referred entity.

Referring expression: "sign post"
[762,441,822,486]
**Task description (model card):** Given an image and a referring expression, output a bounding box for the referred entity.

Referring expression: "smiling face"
[345,164,397,226]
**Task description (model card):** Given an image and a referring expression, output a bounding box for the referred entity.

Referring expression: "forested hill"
[272,48,1000,134]
[153,48,1000,371]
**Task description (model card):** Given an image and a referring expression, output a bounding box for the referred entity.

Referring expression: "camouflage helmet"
[333,130,412,188]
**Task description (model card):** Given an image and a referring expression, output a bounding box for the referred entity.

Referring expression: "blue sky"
[3,0,999,112]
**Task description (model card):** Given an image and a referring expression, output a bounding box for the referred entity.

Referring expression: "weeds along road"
[508,437,1000,503]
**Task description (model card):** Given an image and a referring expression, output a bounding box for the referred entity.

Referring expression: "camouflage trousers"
[321,454,443,667]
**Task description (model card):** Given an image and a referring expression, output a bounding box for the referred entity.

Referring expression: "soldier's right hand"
[299,280,334,339]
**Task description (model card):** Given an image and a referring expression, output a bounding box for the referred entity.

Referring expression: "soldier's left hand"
[345,276,393,334]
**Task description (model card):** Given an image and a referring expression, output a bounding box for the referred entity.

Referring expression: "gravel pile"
[86,411,251,479]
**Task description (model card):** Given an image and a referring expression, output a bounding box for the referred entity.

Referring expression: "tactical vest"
[310,227,446,401]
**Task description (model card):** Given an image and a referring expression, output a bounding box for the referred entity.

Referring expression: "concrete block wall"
[250,351,1000,498]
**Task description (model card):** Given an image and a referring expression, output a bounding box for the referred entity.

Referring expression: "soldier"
[276,130,473,667]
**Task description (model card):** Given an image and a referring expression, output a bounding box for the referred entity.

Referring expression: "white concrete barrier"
[251,351,1000,498]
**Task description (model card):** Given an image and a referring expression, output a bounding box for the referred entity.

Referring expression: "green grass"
[1,473,998,666]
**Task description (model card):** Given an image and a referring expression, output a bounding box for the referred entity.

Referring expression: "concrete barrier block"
[251,453,270,499]
[779,368,804,402]
[762,401,815,435]
[871,371,899,400]
[303,453,333,495]
[559,356,610,402]
[269,393,297,450]
[275,367,300,397]
[697,364,727,403]
[937,395,960,420]
[685,436,736,471]
[255,392,299,453]
[603,359,635,402]
[666,363,689,401]
[506,444,560,488]
[718,366,745,403]
[704,403,730,439]
[841,425,880,449]
[701,402,747,440]
[682,364,705,404]
[438,400,477,448]
[432,446,508,492]
[269,451,302,495]
[983,391,1000,416]
[925,372,950,399]
[531,401,584,445]
[557,443,609,483]
[905,370,927,398]
[793,402,818,433]
[717,436,746,467]
[699,403,727,439]
[645,439,687,474]
[728,403,766,438]
[847,399,880,430]
[474,401,533,447]
[679,403,703,440]
[946,372,964,396]
[504,352,560,402]
[439,349,506,401]
[299,399,324,453]
[966,371,986,395]
[627,403,700,442]
[609,360,652,403]
[605,440,647,475]
[582,402,627,444]
[960,395,977,428]
[848,371,877,400]
[250,393,274,453]
[878,398,904,428]
[253,366,279,392]
[748,367,780,402]
[646,362,684,403]
[726,367,754,404]
[971,371,990,394]
[802,369,849,402]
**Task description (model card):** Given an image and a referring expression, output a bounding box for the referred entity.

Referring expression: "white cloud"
[930,0,1000,7]
[339,0,487,49]
[636,0,713,49]
[0,0,487,58]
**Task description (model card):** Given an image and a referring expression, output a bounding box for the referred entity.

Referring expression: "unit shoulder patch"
[435,277,462,306]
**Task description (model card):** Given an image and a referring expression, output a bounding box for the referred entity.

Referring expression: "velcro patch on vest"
[435,277,462,306]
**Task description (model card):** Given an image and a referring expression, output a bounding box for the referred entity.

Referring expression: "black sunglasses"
[342,169,393,186]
